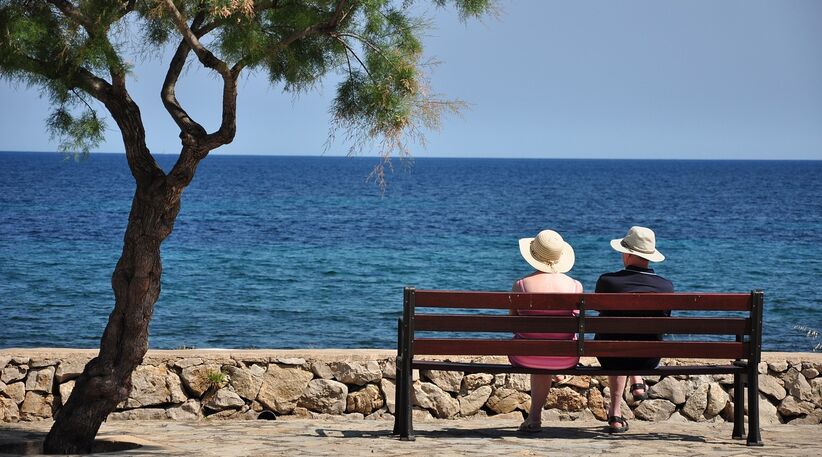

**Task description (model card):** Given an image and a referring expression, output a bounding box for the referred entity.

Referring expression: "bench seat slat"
[414,291,751,311]
[415,314,750,335]
[414,339,748,359]
[411,360,747,376]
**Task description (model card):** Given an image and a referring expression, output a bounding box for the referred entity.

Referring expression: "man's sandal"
[630,382,648,401]
[607,415,629,434]
[517,419,542,434]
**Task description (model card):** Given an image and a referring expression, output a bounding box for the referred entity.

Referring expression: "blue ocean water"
[0,152,820,352]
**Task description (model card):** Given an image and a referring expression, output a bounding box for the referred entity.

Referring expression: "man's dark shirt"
[596,265,674,341]
[595,265,674,369]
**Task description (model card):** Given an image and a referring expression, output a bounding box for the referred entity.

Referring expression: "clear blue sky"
[1,0,820,159]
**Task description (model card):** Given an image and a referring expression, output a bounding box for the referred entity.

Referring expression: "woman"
[509,229,582,433]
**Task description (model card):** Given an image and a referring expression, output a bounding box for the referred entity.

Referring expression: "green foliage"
[0,0,492,163]
[205,369,227,387]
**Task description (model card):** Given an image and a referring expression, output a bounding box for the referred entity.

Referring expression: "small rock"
[768,361,789,373]
[758,374,786,401]
[1,397,20,422]
[180,364,224,398]
[257,364,314,414]
[297,379,348,414]
[0,356,11,371]
[54,357,90,383]
[412,407,434,422]
[4,382,26,405]
[346,384,384,415]
[634,398,676,421]
[712,374,734,385]
[203,388,245,410]
[272,358,306,366]
[19,392,53,420]
[668,411,691,423]
[24,366,55,393]
[124,365,187,408]
[1,365,27,384]
[462,373,493,391]
[173,358,204,369]
[166,399,203,420]
[379,358,397,380]
[226,365,265,401]
[58,380,75,406]
[801,368,819,380]
[329,361,382,386]
[783,368,813,401]
[422,370,464,393]
[682,383,709,421]
[758,362,768,374]
[587,388,608,421]
[502,373,530,392]
[559,375,590,390]
[485,387,530,415]
[545,387,587,412]
[380,378,396,414]
[777,396,815,417]
[812,378,822,406]
[458,385,492,416]
[648,377,686,405]
[787,409,822,425]
[705,383,729,418]
[413,382,459,418]
[109,408,167,420]
[308,361,335,380]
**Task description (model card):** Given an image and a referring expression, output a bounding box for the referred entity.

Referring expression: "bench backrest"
[400,289,763,362]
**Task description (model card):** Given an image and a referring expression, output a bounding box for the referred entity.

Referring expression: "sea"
[0,152,820,352]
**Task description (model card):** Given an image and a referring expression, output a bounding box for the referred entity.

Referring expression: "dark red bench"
[392,288,765,446]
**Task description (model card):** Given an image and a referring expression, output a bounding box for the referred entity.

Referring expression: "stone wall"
[1,349,821,425]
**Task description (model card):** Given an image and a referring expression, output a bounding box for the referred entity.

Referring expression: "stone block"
[19,392,53,420]
[1,397,20,422]
[258,364,314,414]
[180,364,224,398]
[329,361,382,386]
[24,366,55,393]
[705,383,729,419]
[3,382,26,405]
[485,387,529,415]
[545,387,587,412]
[681,383,709,421]
[648,377,686,405]
[54,357,90,383]
[458,385,492,417]
[1,365,27,384]
[58,380,75,406]
[346,384,383,415]
[462,373,493,392]
[422,369,464,393]
[758,374,786,401]
[783,368,813,402]
[634,398,676,421]
[123,365,187,408]
[413,382,459,418]
[203,388,245,410]
[380,378,396,414]
[226,365,265,401]
[298,379,348,414]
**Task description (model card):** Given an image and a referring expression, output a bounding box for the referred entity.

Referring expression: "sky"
[1,0,821,160]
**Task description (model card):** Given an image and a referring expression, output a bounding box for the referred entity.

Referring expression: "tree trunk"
[43,175,183,454]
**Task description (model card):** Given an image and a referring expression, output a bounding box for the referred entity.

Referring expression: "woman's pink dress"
[508,273,582,370]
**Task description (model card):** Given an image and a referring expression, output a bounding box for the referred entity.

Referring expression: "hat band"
[530,242,558,265]
[621,239,655,255]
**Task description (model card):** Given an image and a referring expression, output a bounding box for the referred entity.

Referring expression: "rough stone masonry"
[1,349,821,426]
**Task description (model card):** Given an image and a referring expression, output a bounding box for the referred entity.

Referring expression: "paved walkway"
[1,416,819,456]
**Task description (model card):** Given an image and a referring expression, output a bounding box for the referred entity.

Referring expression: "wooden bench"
[392,288,765,446]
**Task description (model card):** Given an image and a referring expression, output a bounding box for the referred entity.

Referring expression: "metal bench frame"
[392,288,764,446]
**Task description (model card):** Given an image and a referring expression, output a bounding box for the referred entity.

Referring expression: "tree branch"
[161,0,230,77]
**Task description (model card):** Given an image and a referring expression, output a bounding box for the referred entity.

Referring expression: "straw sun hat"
[610,226,665,262]
[518,230,575,273]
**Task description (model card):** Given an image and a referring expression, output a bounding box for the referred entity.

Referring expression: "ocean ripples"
[1,154,821,351]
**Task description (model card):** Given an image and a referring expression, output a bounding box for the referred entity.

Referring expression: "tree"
[0,0,490,453]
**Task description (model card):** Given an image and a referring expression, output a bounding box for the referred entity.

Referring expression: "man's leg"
[629,374,647,398]
[608,375,627,417]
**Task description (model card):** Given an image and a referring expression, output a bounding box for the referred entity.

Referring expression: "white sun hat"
[518,230,575,273]
[610,226,665,262]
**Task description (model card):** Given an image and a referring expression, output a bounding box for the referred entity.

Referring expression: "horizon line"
[1,150,820,162]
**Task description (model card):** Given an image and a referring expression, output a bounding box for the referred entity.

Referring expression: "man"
[595,226,673,433]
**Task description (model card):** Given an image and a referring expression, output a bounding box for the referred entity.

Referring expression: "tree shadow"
[0,426,154,455]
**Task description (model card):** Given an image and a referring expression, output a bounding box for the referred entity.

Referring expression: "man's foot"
[607,415,629,434]
[630,382,648,401]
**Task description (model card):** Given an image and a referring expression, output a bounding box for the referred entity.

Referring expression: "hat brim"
[610,238,665,262]
[519,238,575,273]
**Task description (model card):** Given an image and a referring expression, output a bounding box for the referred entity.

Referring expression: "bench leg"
[392,355,402,436]
[746,366,763,446]
[732,372,745,439]
[399,360,415,441]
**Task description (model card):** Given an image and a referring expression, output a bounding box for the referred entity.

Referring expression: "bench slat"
[415,314,750,335]
[414,291,751,311]
[414,339,747,359]
[411,360,747,376]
